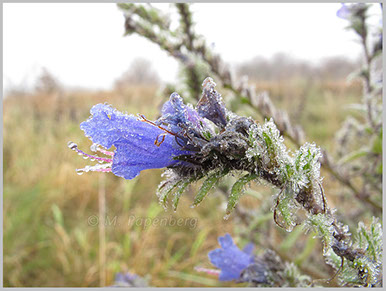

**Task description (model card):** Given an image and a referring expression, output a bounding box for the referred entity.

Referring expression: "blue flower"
[336,3,368,21]
[69,79,227,180]
[112,272,148,287]
[336,3,350,20]
[69,92,208,179]
[208,233,255,281]
[114,272,138,285]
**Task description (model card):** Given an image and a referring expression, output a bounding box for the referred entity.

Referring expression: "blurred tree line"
[235,53,361,82]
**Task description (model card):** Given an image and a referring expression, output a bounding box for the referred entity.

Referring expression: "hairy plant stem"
[119,4,382,215]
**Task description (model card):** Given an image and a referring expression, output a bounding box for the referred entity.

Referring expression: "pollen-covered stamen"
[67,141,113,163]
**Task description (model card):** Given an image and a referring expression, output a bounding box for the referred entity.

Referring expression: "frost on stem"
[305,214,383,287]
[71,76,381,286]
[303,213,335,254]
[246,120,325,230]
[156,86,326,220]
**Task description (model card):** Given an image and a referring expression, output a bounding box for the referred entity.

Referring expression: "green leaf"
[172,179,193,211]
[294,233,317,265]
[372,130,382,154]
[146,202,163,219]
[376,163,382,175]
[158,180,183,209]
[190,229,208,257]
[357,218,383,263]
[304,213,334,251]
[167,271,220,287]
[280,226,303,251]
[51,204,64,227]
[295,152,303,171]
[277,194,294,228]
[339,149,369,164]
[262,131,273,149]
[226,173,257,215]
[165,245,188,270]
[247,212,272,232]
[192,169,229,206]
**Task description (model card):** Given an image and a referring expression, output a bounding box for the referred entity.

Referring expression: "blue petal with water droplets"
[80,103,191,179]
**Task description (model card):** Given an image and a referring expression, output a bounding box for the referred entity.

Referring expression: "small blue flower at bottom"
[208,233,255,281]
[112,272,148,287]
[114,272,138,285]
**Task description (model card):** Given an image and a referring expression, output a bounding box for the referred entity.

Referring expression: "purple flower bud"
[157,92,208,136]
[196,77,228,128]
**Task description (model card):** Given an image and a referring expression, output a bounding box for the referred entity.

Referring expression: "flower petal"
[242,243,255,255]
[80,103,191,180]
[336,4,350,19]
[208,233,255,281]
[218,233,234,248]
[112,133,188,180]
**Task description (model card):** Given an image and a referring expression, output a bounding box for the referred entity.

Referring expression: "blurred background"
[3,2,382,287]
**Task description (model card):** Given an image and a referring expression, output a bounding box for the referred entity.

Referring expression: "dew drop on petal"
[90,143,99,152]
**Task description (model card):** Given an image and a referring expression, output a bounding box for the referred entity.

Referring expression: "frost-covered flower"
[69,77,228,180]
[68,92,210,180]
[208,233,255,281]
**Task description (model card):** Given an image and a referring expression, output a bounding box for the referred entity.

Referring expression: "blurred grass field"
[3,79,363,287]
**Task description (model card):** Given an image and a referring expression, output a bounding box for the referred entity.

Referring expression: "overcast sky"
[3,3,382,92]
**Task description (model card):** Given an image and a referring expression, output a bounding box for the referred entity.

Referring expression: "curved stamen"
[95,168,112,172]
[75,148,113,162]
[75,162,112,175]
[154,133,167,147]
[68,142,113,162]
[90,143,114,156]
